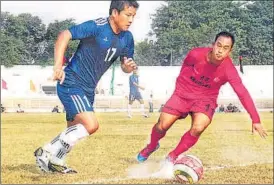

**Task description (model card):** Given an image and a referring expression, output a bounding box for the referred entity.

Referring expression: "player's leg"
[37,119,74,169]
[138,98,148,117]
[167,100,215,162]
[48,112,98,173]
[137,112,180,162]
[128,100,134,118]
[150,112,181,147]
[49,112,98,163]
[149,102,153,113]
[137,94,187,162]
[167,112,211,162]
[35,84,96,173]
[136,92,148,117]
[127,93,135,118]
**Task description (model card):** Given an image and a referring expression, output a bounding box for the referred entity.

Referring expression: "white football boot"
[34,147,51,172]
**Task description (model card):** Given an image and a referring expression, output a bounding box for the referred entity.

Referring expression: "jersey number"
[105,48,117,62]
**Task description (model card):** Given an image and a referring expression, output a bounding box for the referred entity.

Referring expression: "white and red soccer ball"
[173,154,203,183]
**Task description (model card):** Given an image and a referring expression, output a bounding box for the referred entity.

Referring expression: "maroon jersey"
[175,47,260,123]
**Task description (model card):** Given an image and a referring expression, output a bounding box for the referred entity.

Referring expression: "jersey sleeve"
[178,48,198,74]
[68,20,98,40]
[129,75,134,85]
[225,62,261,123]
[182,49,198,67]
[121,32,134,61]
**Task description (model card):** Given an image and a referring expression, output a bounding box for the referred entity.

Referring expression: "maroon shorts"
[161,93,217,120]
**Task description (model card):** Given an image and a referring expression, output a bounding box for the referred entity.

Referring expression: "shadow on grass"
[3,164,66,183]
[5,163,47,175]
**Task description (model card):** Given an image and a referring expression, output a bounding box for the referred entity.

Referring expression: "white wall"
[1,65,273,100]
[99,65,274,100]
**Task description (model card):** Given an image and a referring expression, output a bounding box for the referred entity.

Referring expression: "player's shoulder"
[120,30,134,41]
[223,56,235,68]
[85,17,110,35]
[225,56,233,64]
[71,17,108,30]
[79,17,109,31]
[93,17,109,26]
[130,74,136,79]
[124,30,133,37]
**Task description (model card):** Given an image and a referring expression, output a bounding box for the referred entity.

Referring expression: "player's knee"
[75,112,99,134]
[79,118,99,134]
[85,121,99,134]
[190,125,207,136]
[156,119,168,132]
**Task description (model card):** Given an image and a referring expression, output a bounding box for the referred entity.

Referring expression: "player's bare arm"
[133,82,145,90]
[53,30,72,84]
[121,57,137,73]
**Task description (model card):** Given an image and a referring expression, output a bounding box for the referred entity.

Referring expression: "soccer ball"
[173,154,203,184]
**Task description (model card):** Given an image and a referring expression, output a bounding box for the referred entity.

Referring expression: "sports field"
[1,112,273,184]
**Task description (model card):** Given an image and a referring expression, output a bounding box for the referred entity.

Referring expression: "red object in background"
[1,79,8,90]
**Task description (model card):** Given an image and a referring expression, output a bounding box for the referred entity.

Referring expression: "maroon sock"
[169,130,199,157]
[148,124,166,149]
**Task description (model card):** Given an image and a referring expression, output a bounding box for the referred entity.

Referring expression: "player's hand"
[140,87,145,91]
[52,67,65,84]
[253,123,267,138]
[122,57,137,73]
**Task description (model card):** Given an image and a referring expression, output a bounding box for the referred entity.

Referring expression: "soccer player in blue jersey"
[34,0,139,174]
[128,68,148,118]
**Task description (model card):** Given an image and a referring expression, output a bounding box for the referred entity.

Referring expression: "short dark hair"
[215,31,235,48]
[109,0,139,15]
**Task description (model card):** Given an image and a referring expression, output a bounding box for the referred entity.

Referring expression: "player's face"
[133,69,138,75]
[212,36,233,61]
[113,5,137,31]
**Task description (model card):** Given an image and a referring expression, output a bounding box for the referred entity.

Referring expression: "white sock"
[140,104,145,115]
[43,124,89,165]
[43,134,61,154]
[128,104,132,116]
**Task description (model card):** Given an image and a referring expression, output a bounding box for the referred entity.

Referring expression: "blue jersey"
[129,74,139,94]
[62,17,134,93]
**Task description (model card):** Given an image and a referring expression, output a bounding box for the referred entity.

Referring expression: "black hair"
[215,31,235,48]
[109,0,139,15]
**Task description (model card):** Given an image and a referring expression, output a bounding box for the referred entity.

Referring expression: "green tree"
[135,39,160,65]
[240,1,273,65]
[45,19,78,65]
[1,12,47,65]
[0,33,24,67]
[137,1,273,66]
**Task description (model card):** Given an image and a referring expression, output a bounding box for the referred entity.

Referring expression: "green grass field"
[1,112,273,184]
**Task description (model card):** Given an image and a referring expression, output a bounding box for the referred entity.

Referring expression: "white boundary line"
[74,162,273,184]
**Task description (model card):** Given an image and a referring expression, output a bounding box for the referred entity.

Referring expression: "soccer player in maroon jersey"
[137,31,268,163]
